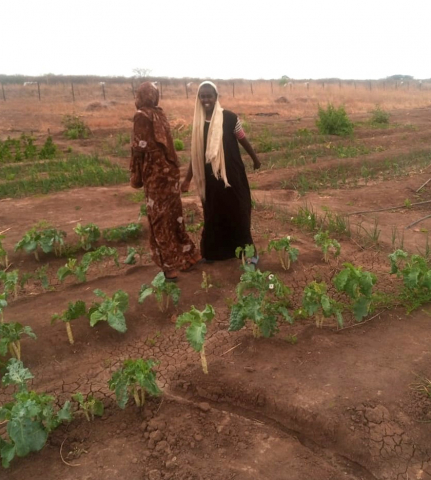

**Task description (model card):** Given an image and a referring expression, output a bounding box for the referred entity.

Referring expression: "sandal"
[164,270,179,282]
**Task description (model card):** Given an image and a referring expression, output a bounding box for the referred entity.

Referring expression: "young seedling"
[51,300,87,345]
[139,272,181,313]
[201,271,213,293]
[0,270,19,299]
[268,236,299,270]
[0,235,9,269]
[333,263,377,322]
[102,223,142,242]
[88,289,129,333]
[0,322,36,360]
[0,293,7,323]
[176,305,215,374]
[235,244,257,271]
[14,227,66,261]
[229,270,293,338]
[0,360,72,469]
[314,231,341,263]
[72,392,104,421]
[300,281,343,328]
[108,358,161,408]
[74,223,101,251]
[124,246,145,265]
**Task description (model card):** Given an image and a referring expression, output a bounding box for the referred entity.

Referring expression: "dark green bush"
[316,104,354,136]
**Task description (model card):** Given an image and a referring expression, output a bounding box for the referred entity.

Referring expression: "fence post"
[369,81,372,91]
[270,81,273,94]
[131,82,135,97]
[232,82,235,98]
[71,83,75,103]
[185,82,188,99]
[37,82,41,101]
[1,83,5,101]
[101,83,106,100]
[160,81,163,99]
[250,82,253,95]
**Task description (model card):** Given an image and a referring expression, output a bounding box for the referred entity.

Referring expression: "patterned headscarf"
[191,81,230,201]
[134,82,176,162]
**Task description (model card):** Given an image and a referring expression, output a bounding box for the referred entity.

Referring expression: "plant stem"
[140,388,146,406]
[11,341,20,360]
[287,253,291,270]
[84,409,91,422]
[252,323,261,338]
[65,322,74,345]
[200,345,208,374]
[278,251,286,270]
[132,386,141,407]
[34,250,39,262]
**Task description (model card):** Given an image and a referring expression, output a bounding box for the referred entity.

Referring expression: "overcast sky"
[2,0,429,80]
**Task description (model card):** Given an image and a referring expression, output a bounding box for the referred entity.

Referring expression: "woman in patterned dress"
[130,82,200,280]
[181,81,261,261]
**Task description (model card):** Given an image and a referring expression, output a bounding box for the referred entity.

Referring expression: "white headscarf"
[191,81,230,201]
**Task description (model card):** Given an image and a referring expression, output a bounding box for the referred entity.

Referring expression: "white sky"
[2,0,430,80]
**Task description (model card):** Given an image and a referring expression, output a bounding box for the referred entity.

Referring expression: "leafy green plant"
[268,236,299,270]
[0,322,36,360]
[108,358,161,408]
[229,270,293,338]
[51,300,87,345]
[314,231,341,262]
[389,250,431,312]
[0,235,9,269]
[235,244,256,271]
[38,136,57,159]
[316,104,354,136]
[57,246,119,283]
[300,281,343,328]
[176,305,215,374]
[14,227,66,261]
[370,106,390,125]
[124,246,145,265]
[333,263,377,321]
[0,270,19,299]
[74,223,101,251]
[62,114,90,139]
[139,272,181,313]
[72,392,104,421]
[173,139,184,151]
[0,360,72,468]
[102,223,142,242]
[88,289,129,333]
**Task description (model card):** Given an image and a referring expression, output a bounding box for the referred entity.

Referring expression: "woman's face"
[199,85,217,115]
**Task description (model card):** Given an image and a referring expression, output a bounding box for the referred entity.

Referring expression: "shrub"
[173,139,184,151]
[62,115,90,139]
[370,106,390,124]
[316,104,354,136]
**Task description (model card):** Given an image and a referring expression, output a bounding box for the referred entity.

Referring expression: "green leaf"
[186,323,207,352]
[229,303,246,331]
[0,441,15,468]
[92,399,104,417]
[56,401,72,423]
[8,417,48,457]
[107,311,127,333]
[353,297,370,322]
[2,359,34,389]
[113,290,129,313]
[138,286,153,303]
[89,309,106,327]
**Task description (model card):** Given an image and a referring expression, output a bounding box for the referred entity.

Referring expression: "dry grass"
[1,80,430,136]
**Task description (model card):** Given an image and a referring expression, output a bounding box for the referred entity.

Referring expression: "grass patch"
[0,154,129,198]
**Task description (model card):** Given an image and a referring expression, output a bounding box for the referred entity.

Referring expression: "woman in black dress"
[181,81,261,261]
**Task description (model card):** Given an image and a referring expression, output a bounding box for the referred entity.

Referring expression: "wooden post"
[307,82,309,90]
[37,82,41,101]
[160,81,163,99]
[369,81,372,91]
[102,83,106,100]
[250,82,253,95]
[131,82,135,97]
[322,82,325,89]
[354,82,356,89]
[1,83,5,101]
[185,82,188,99]
[271,81,273,94]
[339,81,341,89]
[71,82,75,103]
[232,82,235,97]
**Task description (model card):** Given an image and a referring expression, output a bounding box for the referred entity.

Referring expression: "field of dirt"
[1,86,431,480]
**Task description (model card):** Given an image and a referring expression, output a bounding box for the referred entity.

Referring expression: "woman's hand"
[181,180,190,193]
[253,159,261,170]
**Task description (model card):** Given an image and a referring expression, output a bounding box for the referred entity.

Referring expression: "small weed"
[370,106,390,125]
[284,334,298,345]
[62,115,90,139]
[174,139,184,151]
[316,104,354,137]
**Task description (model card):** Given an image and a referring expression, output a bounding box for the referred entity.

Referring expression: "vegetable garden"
[1,98,431,480]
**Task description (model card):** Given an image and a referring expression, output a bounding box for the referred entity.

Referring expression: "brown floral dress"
[130,82,199,272]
